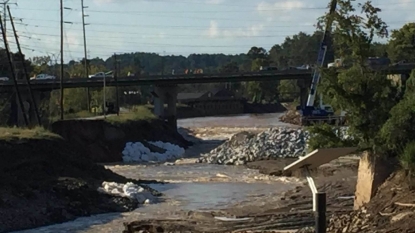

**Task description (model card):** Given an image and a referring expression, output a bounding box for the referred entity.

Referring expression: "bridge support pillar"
[153,84,178,130]
[12,90,42,127]
[297,79,311,108]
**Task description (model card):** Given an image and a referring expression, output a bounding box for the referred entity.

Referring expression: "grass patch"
[0,127,61,141]
[49,110,98,123]
[105,106,156,125]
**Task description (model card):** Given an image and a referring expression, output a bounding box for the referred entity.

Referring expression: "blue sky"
[4,0,415,62]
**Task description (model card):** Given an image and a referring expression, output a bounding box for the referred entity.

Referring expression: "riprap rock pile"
[198,127,310,165]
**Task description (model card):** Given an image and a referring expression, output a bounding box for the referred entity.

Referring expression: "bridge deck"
[0,65,413,91]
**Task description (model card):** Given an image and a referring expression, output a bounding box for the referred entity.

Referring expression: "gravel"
[197,127,311,165]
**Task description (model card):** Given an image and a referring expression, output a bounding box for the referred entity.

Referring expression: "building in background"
[177,88,245,116]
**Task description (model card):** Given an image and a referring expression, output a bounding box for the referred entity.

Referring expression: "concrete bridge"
[1,70,313,91]
[4,65,414,128]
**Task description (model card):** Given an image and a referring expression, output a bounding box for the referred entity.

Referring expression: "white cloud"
[206,0,225,4]
[93,0,114,5]
[204,20,220,38]
[256,0,309,22]
[202,20,264,39]
[222,24,264,37]
[257,0,306,12]
[158,32,166,39]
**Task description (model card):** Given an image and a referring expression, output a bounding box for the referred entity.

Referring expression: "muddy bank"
[0,137,161,233]
[328,169,415,233]
[51,119,191,163]
[123,156,359,232]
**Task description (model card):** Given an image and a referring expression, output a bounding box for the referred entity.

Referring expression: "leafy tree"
[381,70,415,153]
[29,56,51,67]
[269,32,325,68]
[246,47,278,103]
[387,23,415,63]
[29,56,51,76]
[370,42,388,57]
[309,0,396,154]
[247,46,267,60]
[219,61,239,73]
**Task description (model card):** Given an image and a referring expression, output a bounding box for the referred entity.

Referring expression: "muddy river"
[14,113,300,233]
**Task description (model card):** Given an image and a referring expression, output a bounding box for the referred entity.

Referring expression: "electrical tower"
[81,0,91,111]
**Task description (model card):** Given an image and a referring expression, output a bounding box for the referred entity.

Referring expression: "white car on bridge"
[30,74,56,80]
[88,71,114,78]
[0,77,9,81]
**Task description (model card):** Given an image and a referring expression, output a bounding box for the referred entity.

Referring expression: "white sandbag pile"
[98,181,155,204]
[198,127,310,165]
[122,141,185,163]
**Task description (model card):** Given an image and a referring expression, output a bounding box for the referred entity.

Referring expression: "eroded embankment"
[51,119,192,163]
[0,137,162,233]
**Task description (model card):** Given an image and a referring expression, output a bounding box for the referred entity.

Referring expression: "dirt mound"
[52,119,192,163]
[279,110,301,125]
[0,137,161,233]
[328,170,415,233]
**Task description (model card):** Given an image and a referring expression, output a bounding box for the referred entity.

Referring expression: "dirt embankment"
[51,119,192,163]
[328,170,415,233]
[0,137,161,233]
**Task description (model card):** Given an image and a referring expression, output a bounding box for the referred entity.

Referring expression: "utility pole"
[113,53,120,116]
[81,0,90,111]
[8,6,41,126]
[60,0,64,120]
[103,73,106,118]
[1,0,9,39]
[161,51,165,75]
[0,1,16,40]
[0,14,28,127]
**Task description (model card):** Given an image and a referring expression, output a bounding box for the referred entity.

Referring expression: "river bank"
[122,155,359,232]
[0,129,164,233]
[4,114,366,233]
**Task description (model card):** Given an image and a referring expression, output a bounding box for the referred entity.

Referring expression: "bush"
[307,124,358,152]
[400,142,415,173]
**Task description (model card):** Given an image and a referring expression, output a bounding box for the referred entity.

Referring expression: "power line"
[11,0,415,11]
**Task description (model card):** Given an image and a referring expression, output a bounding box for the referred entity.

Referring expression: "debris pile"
[279,110,301,125]
[328,171,415,233]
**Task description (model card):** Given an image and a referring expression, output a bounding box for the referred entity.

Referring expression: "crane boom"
[306,0,338,107]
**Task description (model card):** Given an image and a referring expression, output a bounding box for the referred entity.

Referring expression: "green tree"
[247,47,267,60]
[246,47,280,103]
[308,0,394,153]
[29,56,51,76]
[381,70,415,154]
[387,23,415,63]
